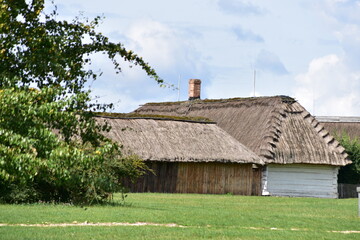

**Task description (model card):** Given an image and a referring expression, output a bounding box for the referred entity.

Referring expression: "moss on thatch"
[94,112,214,123]
[143,95,296,106]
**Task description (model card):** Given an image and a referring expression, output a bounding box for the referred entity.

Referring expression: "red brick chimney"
[188,79,201,100]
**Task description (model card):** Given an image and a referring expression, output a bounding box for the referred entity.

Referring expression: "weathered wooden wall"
[251,167,262,196]
[125,161,178,193]
[176,162,254,195]
[124,161,261,196]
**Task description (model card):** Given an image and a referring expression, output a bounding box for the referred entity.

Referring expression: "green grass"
[0,193,359,239]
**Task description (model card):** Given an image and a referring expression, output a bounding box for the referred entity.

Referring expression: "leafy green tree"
[337,134,360,184]
[0,0,161,203]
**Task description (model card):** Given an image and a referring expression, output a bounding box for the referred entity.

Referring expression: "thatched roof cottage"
[133,79,350,198]
[99,115,263,195]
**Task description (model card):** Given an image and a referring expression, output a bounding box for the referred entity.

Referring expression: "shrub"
[337,134,360,184]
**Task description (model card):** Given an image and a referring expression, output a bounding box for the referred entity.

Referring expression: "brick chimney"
[188,79,201,100]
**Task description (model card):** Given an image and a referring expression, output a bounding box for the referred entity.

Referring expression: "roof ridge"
[258,100,288,161]
[94,112,214,123]
[143,95,295,106]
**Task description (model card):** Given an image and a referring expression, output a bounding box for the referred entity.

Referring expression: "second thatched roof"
[316,116,360,141]
[134,96,350,166]
[98,116,263,164]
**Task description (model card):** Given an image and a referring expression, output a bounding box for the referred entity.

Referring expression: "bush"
[0,87,147,204]
[337,134,360,184]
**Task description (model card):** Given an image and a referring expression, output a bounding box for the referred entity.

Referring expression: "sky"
[52,0,360,116]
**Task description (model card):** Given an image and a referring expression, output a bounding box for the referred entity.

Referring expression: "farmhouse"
[133,79,351,198]
[98,115,263,195]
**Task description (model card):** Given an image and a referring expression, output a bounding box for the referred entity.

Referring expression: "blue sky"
[53,0,360,116]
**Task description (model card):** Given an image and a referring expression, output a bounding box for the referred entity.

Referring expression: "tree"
[0,0,161,203]
[337,134,360,184]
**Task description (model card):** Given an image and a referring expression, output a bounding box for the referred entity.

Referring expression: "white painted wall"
[262,164,339,198]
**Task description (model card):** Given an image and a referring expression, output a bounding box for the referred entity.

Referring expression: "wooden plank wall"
[251,167,262,196]
[124,161,262,196]
[176,162,254,195]
[124,161,178,193]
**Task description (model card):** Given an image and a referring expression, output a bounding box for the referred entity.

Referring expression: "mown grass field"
[0,193,359,239]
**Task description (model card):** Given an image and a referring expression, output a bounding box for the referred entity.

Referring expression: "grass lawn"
[0,193,359,239]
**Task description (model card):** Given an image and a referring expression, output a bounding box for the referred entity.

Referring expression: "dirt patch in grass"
[329,230,360,234]
[0,222,186,228]
[1,222,360,235]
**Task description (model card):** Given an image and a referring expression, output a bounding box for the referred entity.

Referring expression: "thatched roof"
[134,96,350,166]
[94,112,213,123]
[317,116,360,141]
[98,116,263,164]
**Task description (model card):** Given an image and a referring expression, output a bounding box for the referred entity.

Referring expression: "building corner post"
[357,187,360,217]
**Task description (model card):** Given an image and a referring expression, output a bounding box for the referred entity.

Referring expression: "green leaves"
[337,134,360,184]
[0,87,148,204]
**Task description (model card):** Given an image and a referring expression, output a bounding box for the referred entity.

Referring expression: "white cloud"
[125,19,210,79]
[294,54,360,116]
[126,20,180,70]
